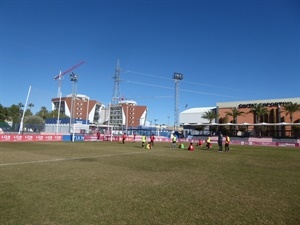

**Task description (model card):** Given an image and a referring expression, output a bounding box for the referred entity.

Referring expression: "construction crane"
[54,61,85,97]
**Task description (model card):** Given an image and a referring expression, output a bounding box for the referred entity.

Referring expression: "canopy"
[182,122,300,126]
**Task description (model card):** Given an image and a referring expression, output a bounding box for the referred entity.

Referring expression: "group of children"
[142,133,155,149]
[117,132,230,152]
[177,135,230,152]
[178,142,195,151]
[177,142,195,151]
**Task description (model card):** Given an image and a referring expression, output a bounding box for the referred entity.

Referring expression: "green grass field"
[0,141,299,225]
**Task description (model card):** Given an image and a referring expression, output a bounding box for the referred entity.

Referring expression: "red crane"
[54,61,85,80]
[54,61,85,97]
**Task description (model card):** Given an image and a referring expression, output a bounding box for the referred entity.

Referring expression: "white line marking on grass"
[0,151,151,167]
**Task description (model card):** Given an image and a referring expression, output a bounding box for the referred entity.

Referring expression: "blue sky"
[0,0,299,125]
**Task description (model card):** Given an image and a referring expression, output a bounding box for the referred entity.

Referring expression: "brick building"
[51,95,147,129]
[181,97,300,137]
[109,100,148,128]
[51,94,103,124]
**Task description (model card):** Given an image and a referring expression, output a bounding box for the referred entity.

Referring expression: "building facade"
[51,94,103,124]
[108,100,148,129]
[181,97,300,137]
[216,98,300,124]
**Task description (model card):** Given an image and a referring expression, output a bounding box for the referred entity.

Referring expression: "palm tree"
[225,107,245,123]
[36,106,48,120]
[248,103,269,137]
[283,102,300,123]
[28,103,34,109]
[282,102,300,137]
[17,102,24,109]
[248,103,269,123]
[17,102,24,118]
[201,110,218,135]
[225,107,245,136]
[201,110,217,123]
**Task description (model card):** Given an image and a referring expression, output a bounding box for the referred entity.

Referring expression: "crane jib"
[54,61,85,80]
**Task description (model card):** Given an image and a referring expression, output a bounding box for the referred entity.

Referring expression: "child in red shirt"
[188,142,194,151]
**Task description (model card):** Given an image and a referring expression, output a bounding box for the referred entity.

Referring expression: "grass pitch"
[0,141,299,225]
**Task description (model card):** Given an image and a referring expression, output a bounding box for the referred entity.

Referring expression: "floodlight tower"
[69,72,78,133]
[111,59,122,104]
[173,72,183,130]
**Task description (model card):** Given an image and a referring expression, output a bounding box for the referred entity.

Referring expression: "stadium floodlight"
[173,72,183,80]
[69,73,79,137]
[173,72,183,130]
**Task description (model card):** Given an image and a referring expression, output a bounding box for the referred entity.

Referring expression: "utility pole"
[111,59,122,104]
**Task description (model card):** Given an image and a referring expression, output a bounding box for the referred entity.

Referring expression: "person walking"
[218,132,223,152]
[225,135,230,151]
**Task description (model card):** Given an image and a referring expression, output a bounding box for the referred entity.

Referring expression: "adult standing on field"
[218,132,223,152]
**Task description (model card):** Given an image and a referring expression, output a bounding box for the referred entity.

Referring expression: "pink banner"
[0,134,62,142]
[0,134,298,147]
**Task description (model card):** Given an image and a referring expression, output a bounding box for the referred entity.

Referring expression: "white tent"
[182,122,300,126]
[180,107,215,124]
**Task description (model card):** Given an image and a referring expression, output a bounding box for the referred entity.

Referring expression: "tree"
[248,104,269,137]
[25,109,33,117]
[7,104,22,131]
[36,106,49,120]
[24,115,45,132]
[201,110,217,123]
[248,103,269,123]
[17,102,24,109]
[201,110,218,135]
[225,107,245,136]
[0,104,8,121]
[225,107,245,123]
[28,103,34,109]
[283,102,300,123]
[48,109,69,119]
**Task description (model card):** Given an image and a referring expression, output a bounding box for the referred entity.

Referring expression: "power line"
[125,70,251,93]
[125,95,173,100]
[126,80,240,99]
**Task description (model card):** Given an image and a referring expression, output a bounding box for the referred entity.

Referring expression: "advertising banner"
[0,134,62,142]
